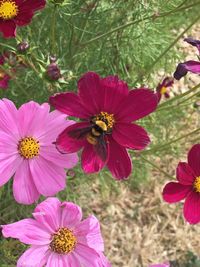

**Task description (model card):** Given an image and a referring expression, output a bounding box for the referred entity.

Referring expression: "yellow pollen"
[18,137,40,159]
[160,86,167,95]
[94,111,115,131]
[50,227,77,254]
[0,0,18,20]
[194,176,200,193]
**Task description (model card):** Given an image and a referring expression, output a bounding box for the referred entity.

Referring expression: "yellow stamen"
[18,137,40,159]
[94,111,115,131]
[50,227,77,254]
[0,0,18,20]
[160,86,167,95]
[194,176,200,192]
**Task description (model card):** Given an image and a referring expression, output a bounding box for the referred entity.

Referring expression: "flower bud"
[46,62,61,81]
[17,41,29,52]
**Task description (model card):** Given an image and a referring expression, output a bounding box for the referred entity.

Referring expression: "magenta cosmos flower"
[156,77,174,103]
[1,197,111,267]
[50,72,158,180]
[174,38,200,80]
[0,0,46,38]
[0,99,78,204]
[163,144,200,224]
[0,53,11,89]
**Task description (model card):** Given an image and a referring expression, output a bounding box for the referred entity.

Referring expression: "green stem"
[51,4,57,55]
[81,1,200,46]
[144,127,200,154]
[158,83,200,109]
[139,155,175,180]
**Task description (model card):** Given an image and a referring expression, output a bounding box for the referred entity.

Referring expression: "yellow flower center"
[18,137,40,159]
[194,176,200,192]
[160,86,167,95]
[93,111,115,131]
[50,227,77,254]
[0,0,18,20]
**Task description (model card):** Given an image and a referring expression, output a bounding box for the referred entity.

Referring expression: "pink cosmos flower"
[1,197,111,267]
[0,99,78,205]
[156,77,174,103]
[50,72,158,180]
[0,53,11,89]
[149,264,170,267]
[0,0,46,38]
[163,144,200,224]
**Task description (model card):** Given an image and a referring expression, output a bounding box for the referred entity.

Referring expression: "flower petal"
[162,182,191,203]
[60,202,82,228]
[100,75,129,113]
[174,60,200,80]
[0,98,19,137]
[49,92,91,118]
[0,20,16,38]
[40,145,78,169]
[33,197,61,233]
[112,122,150,150]
[17,246,49,267]
[18,101,49,138]
[78,72,102,114]
[176,162,195,185]
[184,191,200,224]
[116,88,158,122]
[46,253,71,267]
[74,244,102,267]
[13,160,39,204]
[0,154,23,187]
[188,144,200,176]
[2,218,50,245]
[81,143,106,174]
[107,137,132,180]
[56,122,88,153]
[30,157,66,197]
[75,215,104,252]
[184,37,200,54]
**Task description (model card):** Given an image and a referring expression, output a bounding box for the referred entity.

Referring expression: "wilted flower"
[163,144,200,224]
[0,0,46,38]
[0,54,10,89]
[156,77,174,103]
[1,197,111,267]
[50,72,158,179]
[174,38,200,80]
[0,99,78,204]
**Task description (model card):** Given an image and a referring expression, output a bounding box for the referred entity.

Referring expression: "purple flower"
[174,38,200,80]
[156,77,174,102]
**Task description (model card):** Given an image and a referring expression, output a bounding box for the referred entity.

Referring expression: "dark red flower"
[163,144,200,224]
[0,54,10,89]
[156,77,174,103]
[0,0,46,38]
[174,38,200,80]
[50,72,158,180]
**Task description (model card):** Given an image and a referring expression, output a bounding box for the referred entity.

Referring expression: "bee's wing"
[68,126,91,139]
[94,135,107,161]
